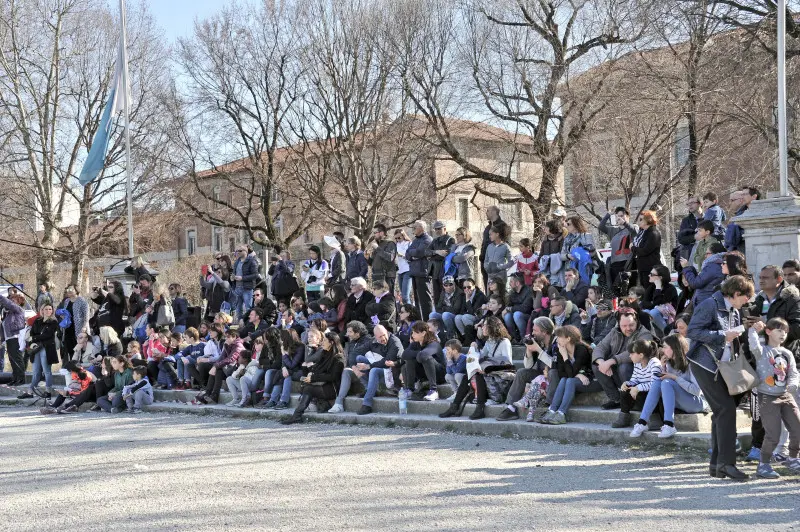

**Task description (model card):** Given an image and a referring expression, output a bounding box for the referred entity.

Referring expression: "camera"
[740,302,759,321]
[523,336,535,346]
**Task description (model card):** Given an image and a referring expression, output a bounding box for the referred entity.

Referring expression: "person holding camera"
[599,207,637,292]
[200,255,232,320]
[91,281,127,338]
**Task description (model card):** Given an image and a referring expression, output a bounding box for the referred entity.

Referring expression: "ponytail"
[630,339,658,360]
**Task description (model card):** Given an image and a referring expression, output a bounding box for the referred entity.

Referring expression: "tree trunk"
[37,226,58,289]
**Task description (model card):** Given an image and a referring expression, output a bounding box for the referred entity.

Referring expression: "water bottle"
[398,388,408,415]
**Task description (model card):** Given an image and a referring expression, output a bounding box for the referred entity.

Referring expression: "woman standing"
[630,210,663,292]
[439,316,513,420]
[282,331,345,424]
[560,216,596,284]
[200,254,232,319]
[394,229,413,304]
[148,283,174,329]
[302,245,329,303]
[687,275,755,481]
[540,220,567,288]
[18,303,59,399]
[449,227,476,286]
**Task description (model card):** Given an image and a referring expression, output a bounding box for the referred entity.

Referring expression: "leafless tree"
[287,0,436,241]
[0,0,176,288]
[173,0,309,249]
[393,0,653,234]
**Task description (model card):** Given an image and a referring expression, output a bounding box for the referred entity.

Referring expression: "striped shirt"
[626,357,663,391]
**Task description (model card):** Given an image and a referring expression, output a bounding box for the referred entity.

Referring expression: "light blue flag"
[78,40,130,186]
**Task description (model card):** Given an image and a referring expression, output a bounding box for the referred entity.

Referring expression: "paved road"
[0,406,798,531]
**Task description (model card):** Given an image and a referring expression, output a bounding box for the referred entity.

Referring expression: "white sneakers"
[424,389,439,401]
[629,423,647,438]
[327,403,344,413]
[658,425,678,439]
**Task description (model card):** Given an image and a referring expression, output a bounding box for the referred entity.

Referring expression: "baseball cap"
[442,275,455,285]
[433,220,445,229]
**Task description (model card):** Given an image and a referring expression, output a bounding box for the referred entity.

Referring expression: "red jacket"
[515,251,540,286]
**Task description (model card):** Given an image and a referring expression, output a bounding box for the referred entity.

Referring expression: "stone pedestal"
[734,196,800,274]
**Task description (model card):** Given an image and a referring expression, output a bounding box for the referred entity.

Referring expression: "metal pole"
[120,0,135,256]
[778,0,789,197]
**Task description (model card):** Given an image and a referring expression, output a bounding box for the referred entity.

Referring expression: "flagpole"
[120,0,135,257]
[778,0,789,197]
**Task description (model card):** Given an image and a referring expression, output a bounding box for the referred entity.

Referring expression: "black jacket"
[464,289,488,316]
[560,281,589,310]
[364,293,397,332]
[508,285,534,315]
[30,317,60,365]
[746,283,800,362]
[642,283,678,310]
[436,288,467,315]
[481,218,509,259]
[344,290,375,328]
[554,343,593,379]
[631,227,663,278]
[368,334,404,369]
[427,234,455,279]
[580,314,616,345]
[239,319,268,343]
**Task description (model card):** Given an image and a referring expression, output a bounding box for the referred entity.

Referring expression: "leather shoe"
[708,464,723,478]
[716,464,749,481]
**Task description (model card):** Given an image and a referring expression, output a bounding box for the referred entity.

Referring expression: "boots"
[469,403,486,420]
[439,402,460,418]
[283,394,311,424]
[612,412,631,428]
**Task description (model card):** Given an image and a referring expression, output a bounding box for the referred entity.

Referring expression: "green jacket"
[111,368,134,394]
[690,237,712,271]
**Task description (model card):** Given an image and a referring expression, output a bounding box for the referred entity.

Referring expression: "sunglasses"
[395,237,402,241]
[443,283,454,287]
[463,286,474,290]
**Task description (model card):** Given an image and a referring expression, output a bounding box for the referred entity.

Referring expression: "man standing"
[231,245,259,319]
[599,207,637,290]
[503,272,533,343]
[405,220,434,319]
[367,224,397,296]
[427,221,455,307]
[726,186,761,252]
[324,234,346,289]
[675,197,703,268]
[480,206,508,290]
[592,309,653,416]
[344,237,369,286]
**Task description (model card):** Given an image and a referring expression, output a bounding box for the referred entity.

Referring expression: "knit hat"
[442,275,455,285]
[596,300,612,312]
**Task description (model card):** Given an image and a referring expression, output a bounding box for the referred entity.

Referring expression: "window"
[674,120,691,172]
[456,198,469,229]
[228,190,235,206]
[508,161,519,181]
[186,229,197,256]
[271,186,281,203]
[239,229,248,245]
[212,186,221,203]
[212,226,224,252]
[228,236,237,253]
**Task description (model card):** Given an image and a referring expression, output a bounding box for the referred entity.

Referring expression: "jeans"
[263,369,279,398]
[177,355,198,382]
[639,378,705,423]
[593,362,634,403]
[269,374,294,404]
[97,393,126,412]
[429,312,456,337]
[503,311,530,340]
[445,372,464,391]
[335,368,368,405]
[398,272,413,304]
[173,325,186,334]
[125,388,153,409]
[454,314,476,336]
[30,349,53,392]
[550,376,602,414]
[645,308,667,331]
[232,287,254,320]
[241,370,265,404]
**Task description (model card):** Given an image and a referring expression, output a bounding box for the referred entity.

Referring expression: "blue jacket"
[447,353,467,375]
[569,246,594,284]
[233,253,259,290]
[345,251,369,282]
[724,205,747,252]
[703,205,727,240]
[406,232,433,278]
[687,291,737,374]
[172,296,189,326]
[682,252,725,306]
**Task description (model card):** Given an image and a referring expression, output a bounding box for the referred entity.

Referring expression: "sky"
[147,0,235,42]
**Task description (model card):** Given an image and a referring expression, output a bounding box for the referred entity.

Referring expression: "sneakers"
[786,458,800,474]
[58,405,78,414]
[538,410,556,424]
[264,400,278,409]
[772,452,788,463]
[17,392,34,399]
[496,407,519,421]
[512,397,530,411]
[111,407,123,414]
[528,407,548,423]
[423,389,439,401]
[274,401,289,410]
[629,423,647,438]
[658,425,678,439]
[225,400,238,407]
[39,406,57,415]
[357,405,373,415]
[745,447,761,462]
[307,403,318,413]
[130,408,143,414]
[254,398,270,409]
[756,463,781,479]
[88,404,101,412]
[548,411,566,425]
[327,403,344,414]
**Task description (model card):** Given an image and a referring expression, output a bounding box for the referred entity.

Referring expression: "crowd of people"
[1,189,799,482]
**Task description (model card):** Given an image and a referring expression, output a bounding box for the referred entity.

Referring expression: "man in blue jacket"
[231,245,259,320]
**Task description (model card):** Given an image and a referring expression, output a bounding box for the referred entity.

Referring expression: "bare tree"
[287,0,436,241]
[393,0,652,234]
[0,0,176,287]
[174,1,309,249]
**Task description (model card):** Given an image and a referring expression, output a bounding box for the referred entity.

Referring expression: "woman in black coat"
[20,303,59,398]
[630,210,663,292]
[641,265,679,332]
[282,331,345,424]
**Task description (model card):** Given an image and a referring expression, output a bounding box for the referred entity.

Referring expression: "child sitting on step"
[122,366,154,414]
[613,339,661,429]
[444,339,466,395]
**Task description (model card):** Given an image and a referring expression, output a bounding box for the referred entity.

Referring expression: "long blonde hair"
[99,326,119,346]
[39,303,56,322]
